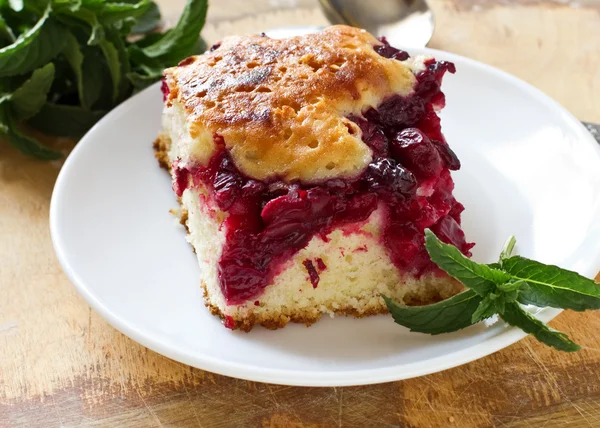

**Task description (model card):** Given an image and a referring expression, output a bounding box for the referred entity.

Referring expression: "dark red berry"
[364,158,417,195]
[390,128,443,178]
[374,37,410,61]
[364,95,426,128]
[348,116,389,156]
[432,140,461,170]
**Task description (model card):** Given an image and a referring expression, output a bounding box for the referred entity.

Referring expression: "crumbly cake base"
[201,281,461,332]
[154,134,464,331]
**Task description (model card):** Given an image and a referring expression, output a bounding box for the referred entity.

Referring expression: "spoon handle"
[582,122,600,144]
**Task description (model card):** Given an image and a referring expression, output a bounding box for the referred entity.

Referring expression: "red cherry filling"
[160,79,169,102]
[303,259,321,288]
[171,41,473,305]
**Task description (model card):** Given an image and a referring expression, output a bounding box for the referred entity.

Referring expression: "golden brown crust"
[153,135,171,170]
[164,25,417,182]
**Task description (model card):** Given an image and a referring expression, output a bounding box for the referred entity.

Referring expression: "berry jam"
[161,78,170,102]
[172,40,473,305]
[302,259,321,288]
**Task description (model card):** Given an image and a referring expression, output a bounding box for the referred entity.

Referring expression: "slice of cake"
[155,25,474,331]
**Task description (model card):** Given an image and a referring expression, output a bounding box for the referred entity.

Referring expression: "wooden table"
[2,1,600,426]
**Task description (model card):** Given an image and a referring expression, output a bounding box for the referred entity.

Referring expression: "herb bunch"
[0,0,208,159]
[385,230,600,352]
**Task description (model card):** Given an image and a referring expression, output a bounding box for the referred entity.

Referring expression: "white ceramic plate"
[50,38,600,386]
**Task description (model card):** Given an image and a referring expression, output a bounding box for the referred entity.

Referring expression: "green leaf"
[0,104,61,159]
[99,1,152,25]
[128,42,161,67]
[10,62,55,120]
[0,14,16,43]
[62,32,87,107]
[0,7,67,77]
[499,236,516,266]
[133,31,163,48]
[497,279,525,293]
[78,46,105,109]
[503,256,600,312]
[131,0,160,34]
[56,5,105,45]
[501,303,581,352]
[471,293,498,324]
[97,39,121,101]
[141,0,207,63]
[126,70,160,91]
[105,27,132,102]
[383,290,482,335]
[424,229,511,296]
[28,102,105,137]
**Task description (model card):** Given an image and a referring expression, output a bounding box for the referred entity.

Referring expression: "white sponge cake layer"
[181,187,463,331]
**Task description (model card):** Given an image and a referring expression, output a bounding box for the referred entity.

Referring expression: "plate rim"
[50,43,598,387]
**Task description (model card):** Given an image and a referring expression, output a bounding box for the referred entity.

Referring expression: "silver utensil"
[583,122,600,144]
[318,0,434,48]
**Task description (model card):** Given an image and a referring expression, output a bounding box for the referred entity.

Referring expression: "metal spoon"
[318,0,435,48]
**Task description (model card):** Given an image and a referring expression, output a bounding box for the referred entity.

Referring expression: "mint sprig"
[384,229,600,352]
[0,0,208,158]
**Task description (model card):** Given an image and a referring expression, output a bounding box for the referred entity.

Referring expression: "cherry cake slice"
[154,25,473,331]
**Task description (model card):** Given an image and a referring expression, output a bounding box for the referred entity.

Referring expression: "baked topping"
[163,26,420,182]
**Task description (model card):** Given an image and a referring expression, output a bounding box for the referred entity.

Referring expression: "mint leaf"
[78,45,107,110]
[141,0,207,63]
[502,256,600,312]
[98,39,121,101]
[0,7,67,77]
[383,290,482,335]
[130,1,161,34]
[29,103,105,137]
[105,27,132,103]
[10,63,55,120]
[471,293,499,323]
[62,32,86,107]
[497,279,526,293]
[384,231,596,352]
[56,5,105,45]
[1,0,207,157]
[99,1,152,25]
[424,229,510,296]
[0,15,16,43]
[498,236,516,266]
[127,70,161,91]
[0,104,61,159]
[501,303,580,352]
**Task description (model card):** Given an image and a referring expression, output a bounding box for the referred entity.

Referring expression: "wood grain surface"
[1,1,600,427]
